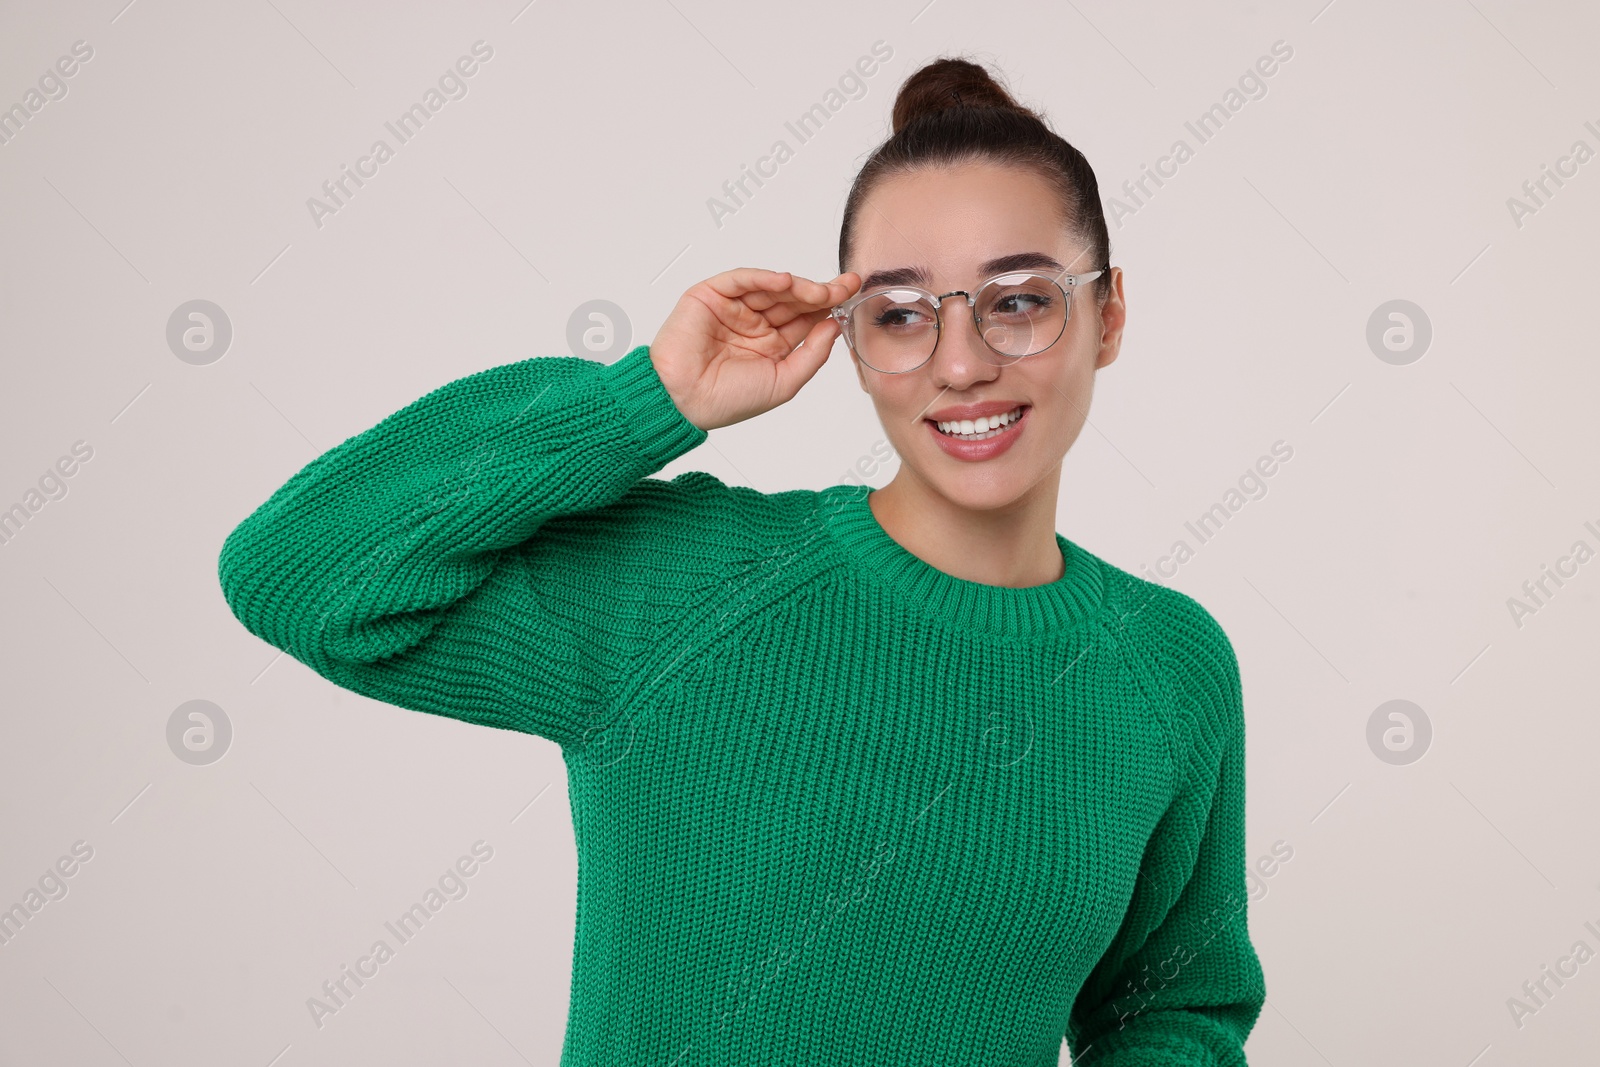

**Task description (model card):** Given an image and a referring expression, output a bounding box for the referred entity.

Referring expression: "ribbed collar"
[816,484,1106,639]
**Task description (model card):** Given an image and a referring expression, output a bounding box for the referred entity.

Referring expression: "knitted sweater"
[217,344,1266,1066]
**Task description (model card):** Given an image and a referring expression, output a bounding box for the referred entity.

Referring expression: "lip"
[924,400,1029,422]
[925,404,1030,462]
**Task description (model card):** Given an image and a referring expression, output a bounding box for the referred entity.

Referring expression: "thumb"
[772,316,838,402]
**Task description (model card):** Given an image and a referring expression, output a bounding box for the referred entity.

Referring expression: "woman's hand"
[649,268,862,431]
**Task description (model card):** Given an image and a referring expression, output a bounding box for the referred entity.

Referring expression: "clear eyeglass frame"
[829,267,1109,374]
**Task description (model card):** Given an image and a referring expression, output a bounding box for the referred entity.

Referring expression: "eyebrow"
[859,251,1069,292]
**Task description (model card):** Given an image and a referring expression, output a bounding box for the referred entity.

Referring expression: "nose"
[928,295,1000,389]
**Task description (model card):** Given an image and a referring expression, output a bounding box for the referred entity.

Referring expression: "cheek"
[1019,362,1093,447]
[1044,374,1096,446]
[869,381,925,430]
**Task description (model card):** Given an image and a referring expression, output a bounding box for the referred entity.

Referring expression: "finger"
[788,273,859,306]
[748,296,832,331]
[771,305,835,350]
[740,274,855,314]
[772,315,839,402]
[704,268,793,301]
[695,288,823,344]
[780,274,839,304]
[735,271,854,307]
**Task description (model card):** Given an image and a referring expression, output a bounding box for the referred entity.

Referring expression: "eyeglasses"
[831,267,1108,374]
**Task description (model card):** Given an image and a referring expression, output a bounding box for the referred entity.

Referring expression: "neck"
[867,465,1065,588]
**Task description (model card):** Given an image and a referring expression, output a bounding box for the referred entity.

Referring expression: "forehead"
[851,162,1082,289]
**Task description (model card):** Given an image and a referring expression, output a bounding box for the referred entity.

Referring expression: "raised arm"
[217,268,860,750]
[216,346,707,749]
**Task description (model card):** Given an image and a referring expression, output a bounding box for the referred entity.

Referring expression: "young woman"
[220,56,1266,1066]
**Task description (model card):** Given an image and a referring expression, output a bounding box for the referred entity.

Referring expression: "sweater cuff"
[599,344,709,465]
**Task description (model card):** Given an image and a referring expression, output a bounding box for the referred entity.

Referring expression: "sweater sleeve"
[1064,599,1267,1065]
[216,344,708,750]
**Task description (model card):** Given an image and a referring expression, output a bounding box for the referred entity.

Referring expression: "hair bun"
[890,56,1036,135]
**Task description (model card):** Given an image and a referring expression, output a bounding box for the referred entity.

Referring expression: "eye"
[993,291,1054,316]
[871,304,932,329]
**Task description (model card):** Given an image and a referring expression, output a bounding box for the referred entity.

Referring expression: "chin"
[922,465,1046,513]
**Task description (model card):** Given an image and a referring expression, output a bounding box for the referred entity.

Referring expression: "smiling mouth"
[928,405,1029,440]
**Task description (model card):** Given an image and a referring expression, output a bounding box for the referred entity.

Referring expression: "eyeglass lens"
[847,274,1069,373]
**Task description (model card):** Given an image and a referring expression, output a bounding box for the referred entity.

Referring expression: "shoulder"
[577,469,821,546]
[1091,557,1245,776]
[532,470,833,590]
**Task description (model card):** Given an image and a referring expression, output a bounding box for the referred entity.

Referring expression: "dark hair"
[838,55,1112,303]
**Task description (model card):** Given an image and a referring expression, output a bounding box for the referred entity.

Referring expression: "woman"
[220,56,1266,1065]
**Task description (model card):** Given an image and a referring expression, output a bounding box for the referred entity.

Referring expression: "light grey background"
[2,0,1597,1063]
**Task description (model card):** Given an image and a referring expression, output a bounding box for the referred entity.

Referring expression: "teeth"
[935,406,1024,437]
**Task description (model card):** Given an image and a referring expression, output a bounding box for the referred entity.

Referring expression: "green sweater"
[217,344,1266,1065]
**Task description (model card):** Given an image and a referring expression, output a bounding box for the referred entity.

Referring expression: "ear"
[1093,267,1126,371]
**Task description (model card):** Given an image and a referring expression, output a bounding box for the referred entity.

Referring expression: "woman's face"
[844,161,1125,512]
